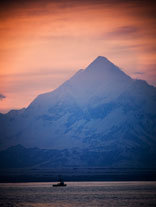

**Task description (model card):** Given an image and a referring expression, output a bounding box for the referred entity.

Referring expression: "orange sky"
[0,0,156,113]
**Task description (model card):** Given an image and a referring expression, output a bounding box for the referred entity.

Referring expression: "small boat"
[53,176,67,187]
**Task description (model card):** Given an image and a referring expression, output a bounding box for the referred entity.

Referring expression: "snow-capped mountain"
[0,56,156,168]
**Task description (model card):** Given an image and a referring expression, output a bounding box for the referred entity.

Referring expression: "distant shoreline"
[1,168,156,183]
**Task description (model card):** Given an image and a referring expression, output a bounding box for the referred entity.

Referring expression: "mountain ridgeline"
[0,56,156,168]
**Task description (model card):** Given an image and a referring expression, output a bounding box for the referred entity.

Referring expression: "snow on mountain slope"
[28,56,132,111]
[0,56,156,168]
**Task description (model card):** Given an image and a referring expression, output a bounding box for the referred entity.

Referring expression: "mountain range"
[0,56,156,168]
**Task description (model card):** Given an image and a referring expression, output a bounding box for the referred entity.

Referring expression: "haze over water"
[0,182,156,207]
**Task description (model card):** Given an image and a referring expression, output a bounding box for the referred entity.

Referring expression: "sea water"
[0,182,156,207]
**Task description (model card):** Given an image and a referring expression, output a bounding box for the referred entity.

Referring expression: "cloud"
[0,94,5,100]
[133,72,144,75]
[0,68,74,78]
[1,0,156,18]
[140,64,156,74]
[112,26,138,36]
[99,26,140,40]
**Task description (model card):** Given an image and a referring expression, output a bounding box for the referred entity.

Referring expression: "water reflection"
[0,182,156,207]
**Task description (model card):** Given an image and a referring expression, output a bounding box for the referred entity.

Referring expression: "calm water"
[0,182,156,207]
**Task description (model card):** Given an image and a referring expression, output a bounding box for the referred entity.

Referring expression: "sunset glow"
[0,0,156,113]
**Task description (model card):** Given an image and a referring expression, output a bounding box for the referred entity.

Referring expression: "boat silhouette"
[53,176,67,187]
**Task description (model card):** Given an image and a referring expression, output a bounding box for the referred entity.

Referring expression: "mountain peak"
[94,56,110,62]
[88,56,111,65]
[85,56,130,81]
[86,56,118,72]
